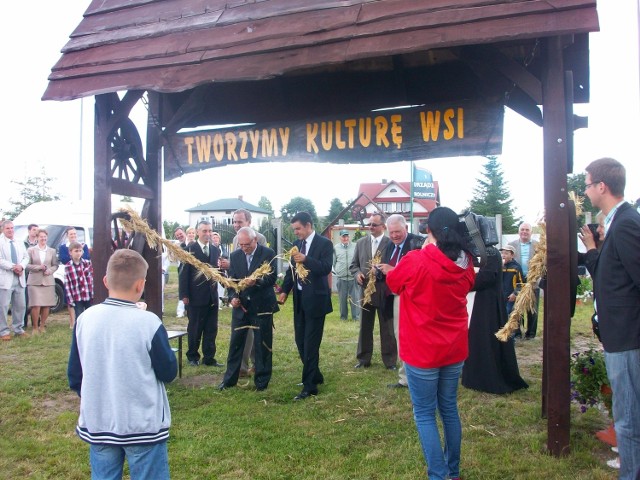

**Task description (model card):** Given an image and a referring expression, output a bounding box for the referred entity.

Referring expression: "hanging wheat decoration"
[117,207,272,292]
[495,221,547,342]
[361,251,382,306]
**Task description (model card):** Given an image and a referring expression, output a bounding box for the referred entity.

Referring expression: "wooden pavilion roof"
[43,0,599,106]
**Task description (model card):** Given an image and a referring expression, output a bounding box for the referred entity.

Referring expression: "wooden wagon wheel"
[109,117,148,183]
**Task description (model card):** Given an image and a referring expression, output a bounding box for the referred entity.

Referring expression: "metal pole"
[79,97,83,201]
[409,161,414,233]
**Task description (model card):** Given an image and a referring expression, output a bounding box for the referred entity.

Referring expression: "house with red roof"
[354,179,440,230]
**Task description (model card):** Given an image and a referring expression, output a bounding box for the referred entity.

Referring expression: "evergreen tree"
[327,198,345,222]
[567,173,599,224]
[5,168,61,219]
[468,156,521,233]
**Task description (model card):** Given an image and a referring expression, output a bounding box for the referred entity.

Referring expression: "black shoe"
[255,385,267,392]
[188,360,200,366]
[218,382,228,391]
[203,359,224,367]
[294,390,317,401]
[355,362,371,369]
[387,382,408,389]
[386,365,398,371]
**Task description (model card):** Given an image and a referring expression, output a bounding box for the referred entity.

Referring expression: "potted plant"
[570,347,612,414]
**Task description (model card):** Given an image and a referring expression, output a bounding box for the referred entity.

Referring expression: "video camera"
[458,210,498,267]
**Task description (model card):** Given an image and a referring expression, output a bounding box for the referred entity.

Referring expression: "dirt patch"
[178,373,224,388]
[514,333,602,370]
[41,391,80,419]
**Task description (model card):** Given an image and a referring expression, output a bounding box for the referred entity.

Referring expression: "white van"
[12,200,94,313]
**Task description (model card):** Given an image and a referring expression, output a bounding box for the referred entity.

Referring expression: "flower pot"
[595,422,616,447]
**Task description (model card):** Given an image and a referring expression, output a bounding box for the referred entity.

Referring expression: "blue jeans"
[604,349,640,480]
[89,442,170,479]
[405,362,463,480]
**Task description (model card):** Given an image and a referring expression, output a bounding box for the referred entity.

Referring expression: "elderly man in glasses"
[349,213,397,371]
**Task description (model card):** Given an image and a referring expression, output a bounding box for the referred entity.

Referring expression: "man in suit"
[349,213,396,369]
[278,212,333,400]
[0,221,29,340]
[376,214,424,388]
[219,208,269,377]
[219,227,278,391]
[178,220,223,367]
[584,157,640,480]
[508,222,540,339]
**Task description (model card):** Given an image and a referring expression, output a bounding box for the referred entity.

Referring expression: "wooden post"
[144,92,163,317]
[92,94,113,304]
[541,36,572,456]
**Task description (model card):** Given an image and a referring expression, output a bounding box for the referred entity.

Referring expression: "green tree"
[280,197,319,226]
[567,173,599,224]
[258,196,274,216]
[468,156,521,233]
[326,198,346,222]
[5,168,61,219]
[163,220,182,239]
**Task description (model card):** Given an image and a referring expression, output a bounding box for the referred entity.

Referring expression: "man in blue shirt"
[508,223,539,339]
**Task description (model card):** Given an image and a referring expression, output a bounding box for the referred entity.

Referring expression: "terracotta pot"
[595,422,616,447]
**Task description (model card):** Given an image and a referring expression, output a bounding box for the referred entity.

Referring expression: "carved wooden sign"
[163,100,504,180]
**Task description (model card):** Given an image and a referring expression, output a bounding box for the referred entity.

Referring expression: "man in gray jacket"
[349,213,396,370]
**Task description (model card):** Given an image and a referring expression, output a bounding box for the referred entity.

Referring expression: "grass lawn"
[0,268,616,479]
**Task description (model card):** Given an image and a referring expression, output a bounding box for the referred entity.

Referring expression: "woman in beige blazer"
[26,229,59,333]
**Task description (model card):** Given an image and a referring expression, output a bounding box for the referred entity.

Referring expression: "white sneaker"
[606,458,620,469]
[611,446,618,453]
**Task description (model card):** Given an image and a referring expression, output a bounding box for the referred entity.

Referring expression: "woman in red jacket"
[386,207,475,480]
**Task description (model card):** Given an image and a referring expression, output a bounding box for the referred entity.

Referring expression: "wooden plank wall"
[43,0,597,100]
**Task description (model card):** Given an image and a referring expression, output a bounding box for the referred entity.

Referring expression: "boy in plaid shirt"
[64,242,94,327]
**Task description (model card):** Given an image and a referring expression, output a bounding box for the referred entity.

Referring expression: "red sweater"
[386,243,475,369]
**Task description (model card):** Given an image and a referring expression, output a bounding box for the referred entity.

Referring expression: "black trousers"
[223,311,273,388]
[356,301,397,367]
[186,304,219,362]
[294,305,325,392]
[516,288,540,338]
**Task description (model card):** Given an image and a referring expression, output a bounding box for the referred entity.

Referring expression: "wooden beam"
[143,91,164,317]
[110,178,155,199]
[459,46,543,126]
[106,90,145,139]
[92,94,114,304]
[469,44,542,104]
[541,35,572,457]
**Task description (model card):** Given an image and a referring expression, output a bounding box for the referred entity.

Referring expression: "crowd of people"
[3,158,638,479]
[0,223,94,340]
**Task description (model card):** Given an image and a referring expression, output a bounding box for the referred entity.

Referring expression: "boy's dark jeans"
[73,300,92,319]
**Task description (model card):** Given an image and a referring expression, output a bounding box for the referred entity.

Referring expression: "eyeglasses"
[369,223,383,227]
[585,181,601,189]
[238,241,254,248]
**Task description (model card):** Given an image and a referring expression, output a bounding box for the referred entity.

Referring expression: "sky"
[2,2,639,226]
